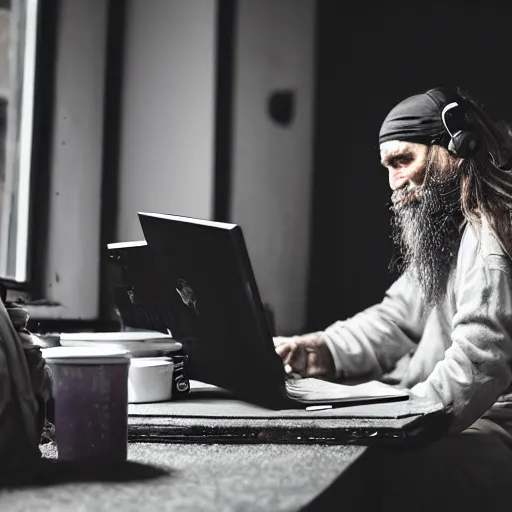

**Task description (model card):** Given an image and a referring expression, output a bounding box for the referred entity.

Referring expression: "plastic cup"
[43,346,131,463]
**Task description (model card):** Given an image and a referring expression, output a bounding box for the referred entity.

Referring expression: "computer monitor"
[107,240,177,334]
[137,212,288,407]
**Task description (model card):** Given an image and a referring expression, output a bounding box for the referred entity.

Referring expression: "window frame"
[0,0,57,293]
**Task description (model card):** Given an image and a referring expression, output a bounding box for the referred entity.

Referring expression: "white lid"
[129,358,174,368]
[58,340,182,355]
[42,346,131,365]
[59,331,173,343]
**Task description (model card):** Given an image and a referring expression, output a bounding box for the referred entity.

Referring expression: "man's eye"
[393,156,413,167]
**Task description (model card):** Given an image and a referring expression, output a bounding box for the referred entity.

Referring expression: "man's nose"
[389,169,408,191]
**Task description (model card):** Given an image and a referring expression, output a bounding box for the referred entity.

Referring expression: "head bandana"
[379,87,471,149]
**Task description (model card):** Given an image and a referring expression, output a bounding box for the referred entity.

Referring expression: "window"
[0,0,39,284]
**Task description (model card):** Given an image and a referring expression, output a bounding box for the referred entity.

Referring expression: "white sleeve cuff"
[322,326,346,380]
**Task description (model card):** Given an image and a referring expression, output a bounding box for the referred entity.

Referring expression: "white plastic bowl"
[128,357,174,403]
[59,331,182,357]
[59,331,173,343]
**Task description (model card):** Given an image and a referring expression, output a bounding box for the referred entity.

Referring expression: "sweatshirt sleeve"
[411,256,512,433]
[322,272,427,380]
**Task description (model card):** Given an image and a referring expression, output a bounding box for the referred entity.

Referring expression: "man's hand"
[273,332,335,379]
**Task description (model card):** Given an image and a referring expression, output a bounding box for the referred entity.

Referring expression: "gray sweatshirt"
[323,215,512,434]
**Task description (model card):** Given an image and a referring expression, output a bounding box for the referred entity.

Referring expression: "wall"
[29,0,107,319]
[28,0,315,327]
[230,0,316,335]
[0,9,9,98]
[115,0,217,243]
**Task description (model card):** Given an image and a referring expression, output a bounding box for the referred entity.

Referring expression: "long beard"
[390,167,463,313]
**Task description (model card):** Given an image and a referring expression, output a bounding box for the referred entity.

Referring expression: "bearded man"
[276,87,512,508]
[275,86,512,443]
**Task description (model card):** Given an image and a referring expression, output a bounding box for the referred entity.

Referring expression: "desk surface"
[128,381,449,445]
[0,442,365,512]
[0,383,448,511]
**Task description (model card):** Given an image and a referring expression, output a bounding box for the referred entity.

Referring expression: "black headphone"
[441,101,479,158]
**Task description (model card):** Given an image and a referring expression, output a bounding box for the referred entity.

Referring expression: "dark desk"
[0,385,455,511]
[6,432,509,512]
[127,381,449,445]
[0,442,365,511]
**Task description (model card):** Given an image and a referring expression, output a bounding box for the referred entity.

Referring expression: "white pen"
[305,405,333,411]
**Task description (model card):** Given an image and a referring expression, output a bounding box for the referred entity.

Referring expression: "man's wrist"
[320,330,346,381]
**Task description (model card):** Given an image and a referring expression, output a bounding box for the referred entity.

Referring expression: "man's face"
[380,140,463,311]
[380,141,429,193]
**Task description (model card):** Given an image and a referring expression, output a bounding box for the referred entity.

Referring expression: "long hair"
[456,88,512,258]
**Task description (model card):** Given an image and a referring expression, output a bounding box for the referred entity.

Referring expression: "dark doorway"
[307,3,512,330]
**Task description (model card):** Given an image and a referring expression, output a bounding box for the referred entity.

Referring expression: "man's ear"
[441,145,463,168]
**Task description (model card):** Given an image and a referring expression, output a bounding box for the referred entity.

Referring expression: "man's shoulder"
[460,216,511,265]
[453,218,512,297]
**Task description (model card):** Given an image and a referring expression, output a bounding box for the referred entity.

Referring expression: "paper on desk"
[285,378,409,404]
